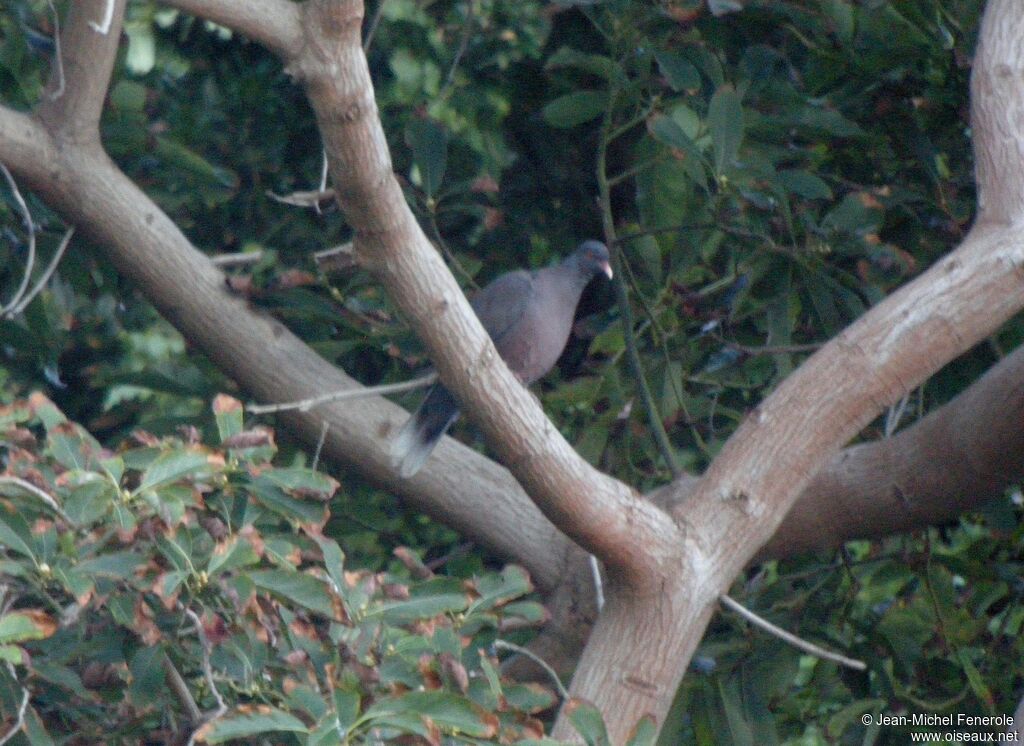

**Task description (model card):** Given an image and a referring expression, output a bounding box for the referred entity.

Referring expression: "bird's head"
[573,239,613,281]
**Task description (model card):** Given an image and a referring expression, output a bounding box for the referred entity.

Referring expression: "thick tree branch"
[0,107,572,601]
[758,342,1024,560]
[0,108,53,173]
[159,0,302,59]
[3,0,1024,738]
[35,0,126,142]
[553,1,1024,735]
[511,337,1024,679]
[289,0,680,585]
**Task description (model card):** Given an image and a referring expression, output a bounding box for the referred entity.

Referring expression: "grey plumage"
[392,240,612,478]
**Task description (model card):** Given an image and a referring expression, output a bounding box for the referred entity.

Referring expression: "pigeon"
[391,240,613,478]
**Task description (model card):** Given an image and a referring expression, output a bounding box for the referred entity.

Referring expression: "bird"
[391,240,613,478]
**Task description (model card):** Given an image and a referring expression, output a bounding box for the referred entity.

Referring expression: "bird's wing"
[470,269,534,346]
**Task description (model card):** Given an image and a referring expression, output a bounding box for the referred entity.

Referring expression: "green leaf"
[74,551,146,579]
[625,715,658,746]
[547,47,617,79]
[128,646,167,707]
[48,423,103,472]
[368,593,469,624]
[649,115,705,170]
[406,118,448,197]
[134,449,209,496]
[777,169,833,201]
[655,50,701,91]
[500,600,549,624]
[312,534,346,598]
[708,85,744,175]
[470,564,532,612]
[110,80,147,112]
[826,698,886,740]
[0,610,57,644]
[207,537,260,576]
[718,678,755,746]
[503,682,557,714]
[124,20,156,75]
[249,477,329,525]
[213,394,244,442]
[791,105,864,137]
[21,705,56,746]
[64,481,116,524]
[543,91,607,128]
[155,137,239,188]
[333,687,361,731]
[365,691,498,737]
[249,569,343,619]
[565,698,610,746]
[957,650,995,710]
[262,468,339,501]
[197,707,308,743]
[0,511,37,561]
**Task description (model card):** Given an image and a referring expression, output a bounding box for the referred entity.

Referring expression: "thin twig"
[88,0,115,34]
[424,541,473,571]
[607,100,658,143]
[311,420,329,471]
[313,242,357,274]
[0,164,37,316]
[428,215,479,290]
[45,0,65,100]
[596,90,680,477]
[494,640,569,700]
[588,554,605,612]
[606,152,671,187]
[10,226,74,315]
[0,663,29,746]
[714,334,822,357]
[362,0,387,52]
[163,654,203,725]
[209,250,263,267]
[266,187,336,208]
[184,607,228,746]
[315,149,329,215]
[247,373,437,415]
[718,593,866,671]
[885,392,911,437]
[0,476,73,525]
[438,0,474,101]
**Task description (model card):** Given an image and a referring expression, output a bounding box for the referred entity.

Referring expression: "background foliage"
[0,0,1022,743]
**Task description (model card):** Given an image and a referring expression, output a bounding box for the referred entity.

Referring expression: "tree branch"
[757,341,1024,560]
[0,93,573,600]
[554,0,1024,734]
[290,0,679,584]
[35,0,126,141]
[246,373,437,415]
[3,0,1024,738]
[159,0,303,59]
[511,341,1024,681]
[0,664,28,746]
[718,594,865,670]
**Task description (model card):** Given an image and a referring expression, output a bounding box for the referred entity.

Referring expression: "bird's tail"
[391,385,461,478]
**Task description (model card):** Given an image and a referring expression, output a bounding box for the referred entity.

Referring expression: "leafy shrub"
[0,393,590,744]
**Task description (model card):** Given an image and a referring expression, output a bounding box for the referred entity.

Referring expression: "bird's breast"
[496,303,574,385]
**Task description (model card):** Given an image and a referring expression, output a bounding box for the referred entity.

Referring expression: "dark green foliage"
[0,395,561,743]
[1,0,1022,743]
